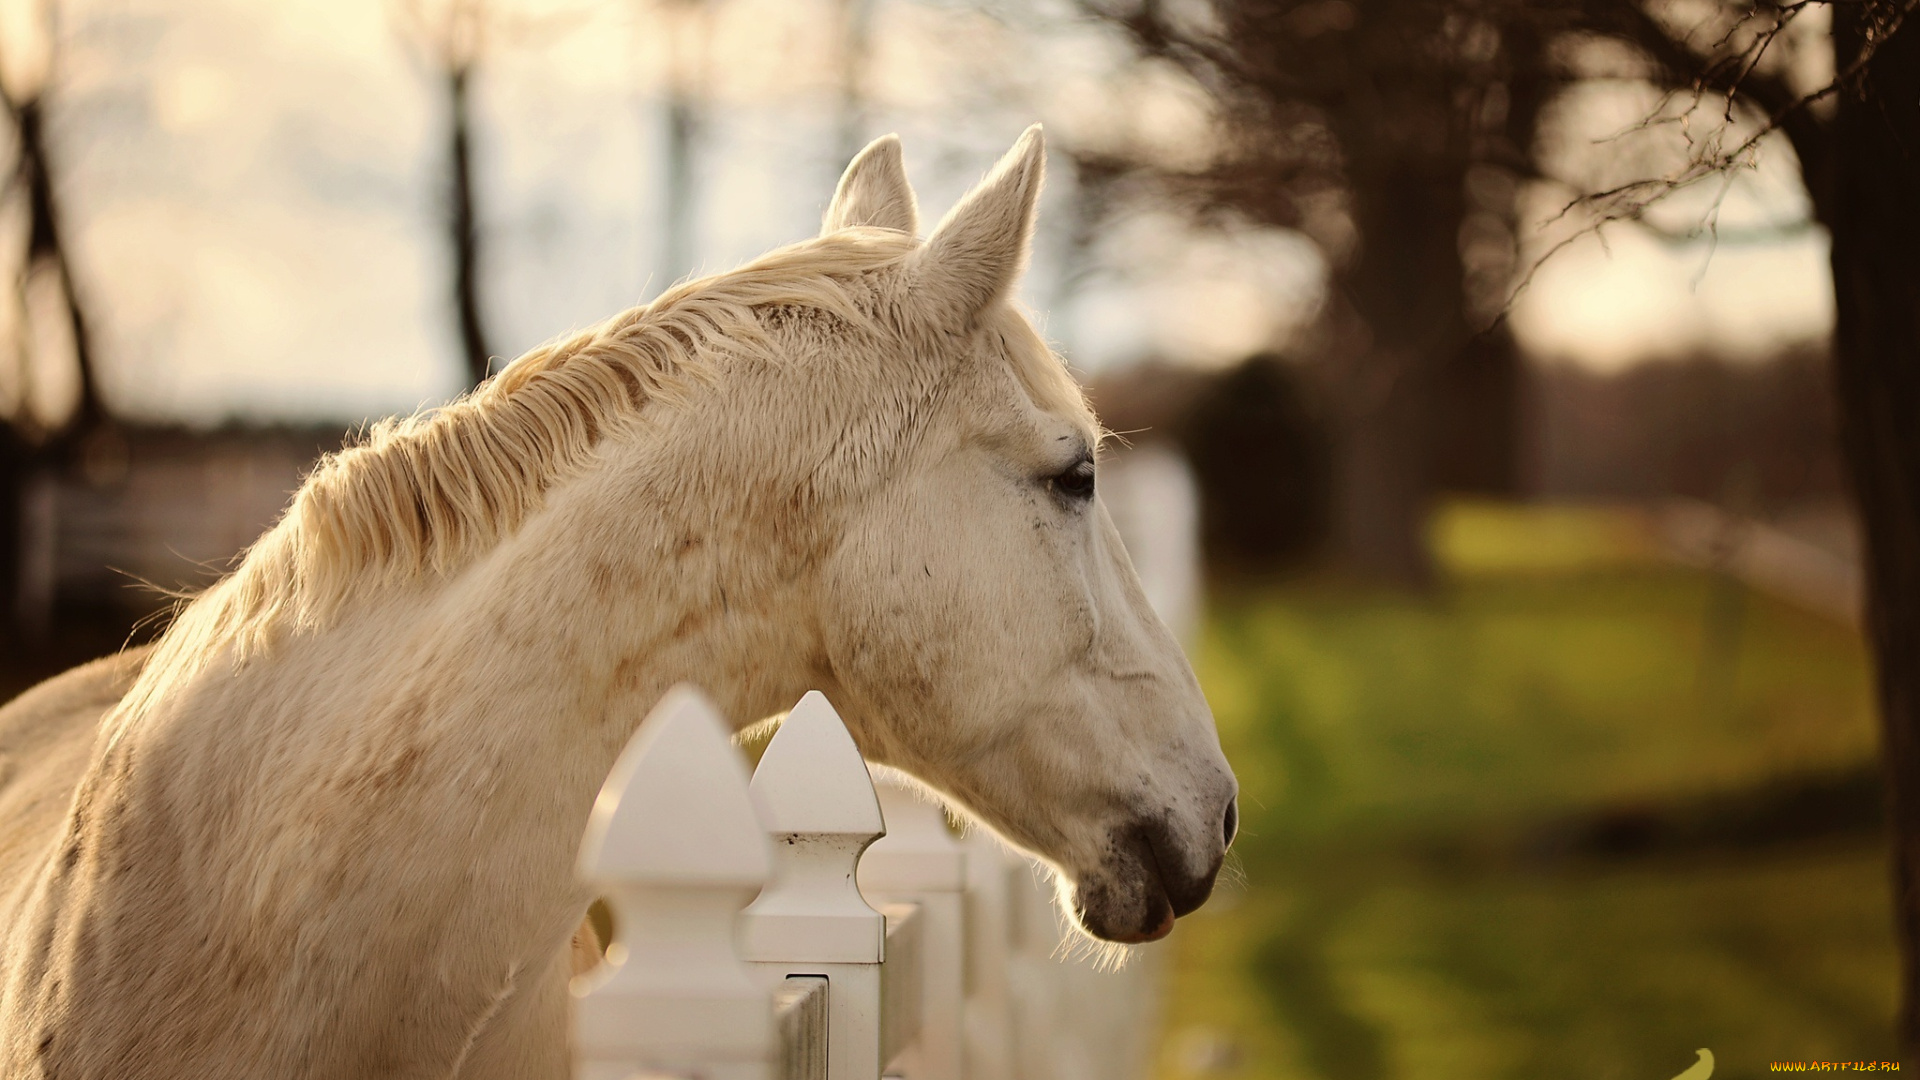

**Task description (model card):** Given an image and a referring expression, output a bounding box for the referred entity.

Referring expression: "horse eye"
[1050,458,1096,502]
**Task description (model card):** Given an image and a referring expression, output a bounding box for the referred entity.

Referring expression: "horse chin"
[1071,876,1177,943]
[1067,815,1221,944]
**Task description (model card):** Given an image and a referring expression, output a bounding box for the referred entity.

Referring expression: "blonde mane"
[119,228,917,715]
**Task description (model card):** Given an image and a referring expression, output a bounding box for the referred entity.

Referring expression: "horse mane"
[116,228,918,718]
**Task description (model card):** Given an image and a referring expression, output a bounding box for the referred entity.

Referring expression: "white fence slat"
[858,778,967,1080]
[573,685,776,1080]
[775,977,830,1080]
[741,691,889,1079]
[958,831,1016,1080]
[878,903,925,1065]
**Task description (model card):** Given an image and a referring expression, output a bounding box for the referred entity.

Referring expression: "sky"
[0,0,1838,427]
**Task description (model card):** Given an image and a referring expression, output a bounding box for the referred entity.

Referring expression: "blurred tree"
[1086,0,1553,586]
[3,91,98,436]
[0,0,103,640]
[396,0,496,388]
[0,0,100,442]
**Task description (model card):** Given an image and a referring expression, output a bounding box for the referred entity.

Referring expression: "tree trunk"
[17,95,101,437]
[1328,163,1471,587]
[1328,341,1437,586]
[447,64,491,388]
[1826,0,1920,1049]
[1433,327,1521,495]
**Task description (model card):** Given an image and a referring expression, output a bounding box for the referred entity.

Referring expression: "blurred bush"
[1179,354,1330,573]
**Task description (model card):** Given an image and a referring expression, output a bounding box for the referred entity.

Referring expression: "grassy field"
[1153,502,1900,1080]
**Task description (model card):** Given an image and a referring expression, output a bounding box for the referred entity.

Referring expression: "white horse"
[0,127,1235,1079]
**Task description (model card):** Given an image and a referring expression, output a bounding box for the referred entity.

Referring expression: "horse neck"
[38,461,839,1074]
[412,460,834,781]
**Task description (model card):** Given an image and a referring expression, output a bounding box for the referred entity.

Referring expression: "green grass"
[1154,503,1899,1080]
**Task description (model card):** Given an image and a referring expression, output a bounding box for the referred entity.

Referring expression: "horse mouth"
[1069,816,1219,943]
[1071,873,1176,943]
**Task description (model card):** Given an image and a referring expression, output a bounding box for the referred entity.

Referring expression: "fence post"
[573,685,775,1080]
[858,775,967,1080]
[740,691,889,1079]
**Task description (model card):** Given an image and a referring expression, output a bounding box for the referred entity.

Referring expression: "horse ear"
[910,124,1045,328]
[823,134,919,235]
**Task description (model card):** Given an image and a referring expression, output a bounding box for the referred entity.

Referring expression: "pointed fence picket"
[740,691,890,1079]
[572,686,776,1080]
[573,688,1161,1080]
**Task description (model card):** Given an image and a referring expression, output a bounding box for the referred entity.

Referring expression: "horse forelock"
[116,229,918,719]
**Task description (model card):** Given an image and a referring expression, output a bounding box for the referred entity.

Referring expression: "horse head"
[794,130,1237,944]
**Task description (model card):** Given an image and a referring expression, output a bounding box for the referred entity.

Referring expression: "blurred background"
[0,0,1896,1075]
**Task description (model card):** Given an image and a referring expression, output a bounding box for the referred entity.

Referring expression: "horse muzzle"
[1070,810,1228,943]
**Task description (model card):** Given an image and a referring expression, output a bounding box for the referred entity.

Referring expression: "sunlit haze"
[2,0,1838,426]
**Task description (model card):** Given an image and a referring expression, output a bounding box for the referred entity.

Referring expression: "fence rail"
[572,686,1160,1080]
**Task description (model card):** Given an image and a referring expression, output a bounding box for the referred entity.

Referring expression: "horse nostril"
[1222,798,1238,848]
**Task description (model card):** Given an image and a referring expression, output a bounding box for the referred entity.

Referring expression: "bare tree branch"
[1504,0,1920,320]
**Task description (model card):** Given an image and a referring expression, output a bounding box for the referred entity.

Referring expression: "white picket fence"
[570,686,1160,1080]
